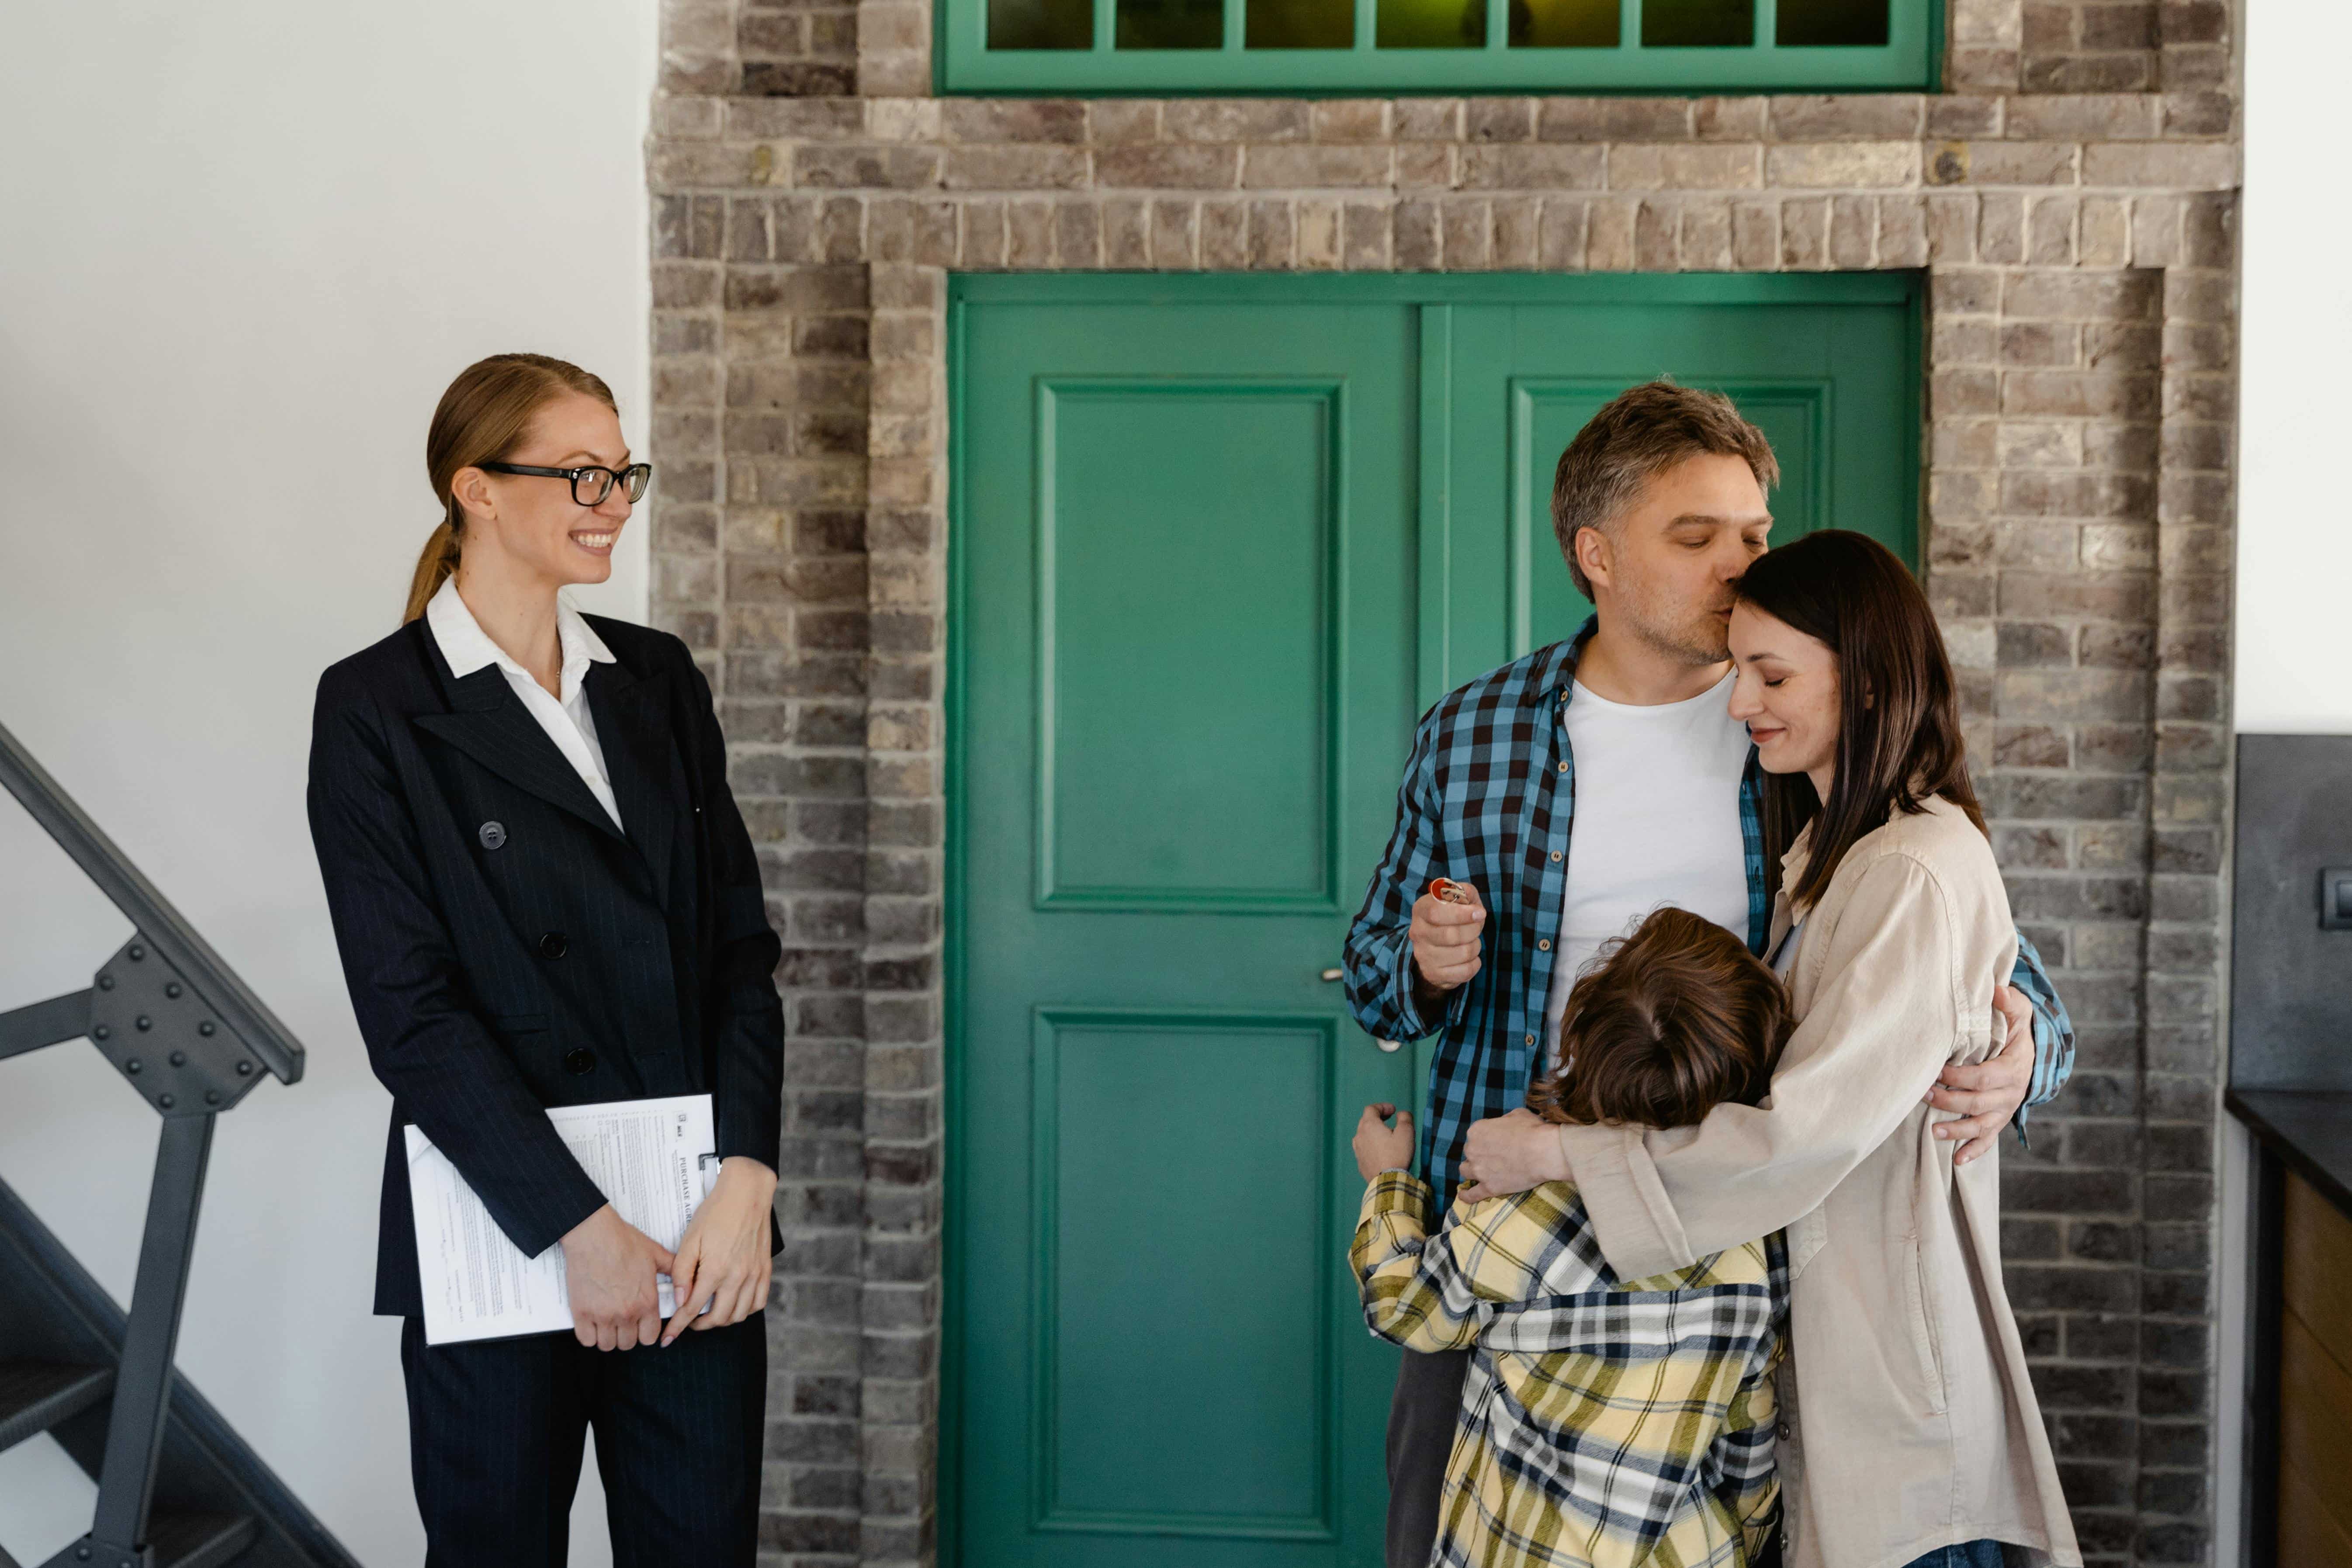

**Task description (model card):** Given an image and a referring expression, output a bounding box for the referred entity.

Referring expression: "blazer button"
[538,932,568,959]
[562,1049,596,1075]
[478,821,507,851]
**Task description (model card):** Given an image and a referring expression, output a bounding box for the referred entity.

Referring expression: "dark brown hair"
[404,353,618,625]
[1732,529,1987,910]
[1551,380,1781,597]
[1528,907,1794,1129]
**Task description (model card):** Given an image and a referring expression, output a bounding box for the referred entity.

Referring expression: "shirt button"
[562,1049,597,1075]
[1538,940,1551,951]
[538,932,568,959]
[1525,1033,1536,1046]
[1549,851,1561,862]
[1557,762,1568,773]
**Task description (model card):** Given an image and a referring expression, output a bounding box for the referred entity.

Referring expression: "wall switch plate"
[2323,867,2352,931]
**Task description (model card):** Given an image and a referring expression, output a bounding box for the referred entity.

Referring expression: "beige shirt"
[1556,796,2081,1568]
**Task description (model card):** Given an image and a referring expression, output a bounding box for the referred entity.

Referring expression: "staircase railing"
[0,719,309,1568]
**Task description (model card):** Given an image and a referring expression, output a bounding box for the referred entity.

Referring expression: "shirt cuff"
[1364,1175,1430,1241]
[1555,1120,1696,1281]
[1389,935,1474,1042]
[2009,1008,2054,1147]
[1361,1169,1431,1220]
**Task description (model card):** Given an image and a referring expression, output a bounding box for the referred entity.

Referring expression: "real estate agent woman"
[306,353,783,1566]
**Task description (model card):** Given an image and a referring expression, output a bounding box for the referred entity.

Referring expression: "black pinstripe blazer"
[306,613,784,1317]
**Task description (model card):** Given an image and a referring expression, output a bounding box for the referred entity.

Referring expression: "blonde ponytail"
[402,352,618,626]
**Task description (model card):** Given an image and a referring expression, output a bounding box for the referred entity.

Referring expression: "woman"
[307,353,782,1565]
[1552,530,2080,1568]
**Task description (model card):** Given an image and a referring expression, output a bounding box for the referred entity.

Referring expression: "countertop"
[2227,1087,2352,1217]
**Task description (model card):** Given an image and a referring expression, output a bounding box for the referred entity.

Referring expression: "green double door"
[948,274,1919,1568]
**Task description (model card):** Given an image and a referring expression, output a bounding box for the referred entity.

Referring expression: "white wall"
[2217,7,2336,1562]
[2236,0,2352,732]
[0,3,655,1563]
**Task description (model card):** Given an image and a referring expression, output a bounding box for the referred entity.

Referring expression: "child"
[1351,906,1794,1568]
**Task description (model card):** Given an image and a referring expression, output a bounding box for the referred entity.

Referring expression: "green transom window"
[943,0,1933,93]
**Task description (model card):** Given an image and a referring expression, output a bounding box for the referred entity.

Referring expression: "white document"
[406,1093,720,1346]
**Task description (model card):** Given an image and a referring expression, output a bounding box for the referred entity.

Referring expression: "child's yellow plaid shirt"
[1353,1171,1786,1568]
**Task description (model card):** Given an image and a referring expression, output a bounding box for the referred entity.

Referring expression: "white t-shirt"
[1542,670,1753,1064]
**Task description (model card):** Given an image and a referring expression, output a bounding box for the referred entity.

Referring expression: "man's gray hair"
[1551,381,1780,597]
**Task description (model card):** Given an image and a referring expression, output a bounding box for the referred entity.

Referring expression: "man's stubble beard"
[1620,578,1734,668]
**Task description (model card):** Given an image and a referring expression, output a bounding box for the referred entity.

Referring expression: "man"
[1341,382,2073,1568]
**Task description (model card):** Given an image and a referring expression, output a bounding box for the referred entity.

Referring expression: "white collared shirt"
[425,576,624,831]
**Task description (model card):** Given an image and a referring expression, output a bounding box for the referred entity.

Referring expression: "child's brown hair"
[1527,907,1794,1130]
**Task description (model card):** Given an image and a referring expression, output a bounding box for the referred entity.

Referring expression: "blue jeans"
[1899,1544,2008,1568]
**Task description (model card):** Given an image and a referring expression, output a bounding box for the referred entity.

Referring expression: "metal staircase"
[0,721,357,1568]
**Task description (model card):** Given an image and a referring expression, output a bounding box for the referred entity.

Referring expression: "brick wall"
[1943,0,2228,94]
[645,1,2242,1560]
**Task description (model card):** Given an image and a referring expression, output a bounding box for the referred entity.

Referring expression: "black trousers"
[399,1314,766,1568]
[1384,1346,1784,1568]
[1385,1346,1469,1568]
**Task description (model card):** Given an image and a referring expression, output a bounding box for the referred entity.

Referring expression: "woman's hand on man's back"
[1924,983,2034,1166]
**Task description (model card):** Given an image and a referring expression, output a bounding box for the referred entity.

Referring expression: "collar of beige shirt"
[1778,779,1947,913]
[426,576,613,703]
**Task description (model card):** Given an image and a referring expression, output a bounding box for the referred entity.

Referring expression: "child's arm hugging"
[1351,1172,1486,1353]
[1348,1104,1520,1353]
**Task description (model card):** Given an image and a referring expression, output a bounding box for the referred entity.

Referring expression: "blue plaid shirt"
[1343,624,2076,1207]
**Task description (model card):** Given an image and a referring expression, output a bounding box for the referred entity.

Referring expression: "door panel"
[1035,1011,1337,1537]
[949,275,1921,1568]
[954,294,1420,1568]
[1040,381,1344,910]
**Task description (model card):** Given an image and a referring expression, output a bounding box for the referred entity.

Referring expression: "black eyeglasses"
[480,461,653,506]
